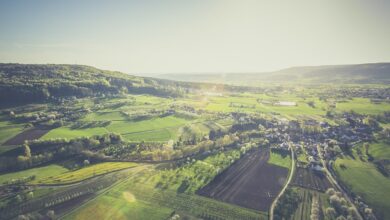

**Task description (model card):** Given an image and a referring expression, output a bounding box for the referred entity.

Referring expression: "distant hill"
[0,64,184,106]
[0,64,258,107]
[158,63,390,85]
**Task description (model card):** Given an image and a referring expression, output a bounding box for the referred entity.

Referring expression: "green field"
[34,162,137,184]
[268,150,292,169]
[82,111,127,121]
[367,141,390,161]
[0,118,25,145]
[0,165,68,185]
[335,98,390,115]
[65,194,173,220]
[42,126,108,140]
[334,155,390,219]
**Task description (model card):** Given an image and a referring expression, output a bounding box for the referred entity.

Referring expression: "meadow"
[334,154,390,219]
[0,118,25,145]
[335,98,390,115]
[268,150,292,170]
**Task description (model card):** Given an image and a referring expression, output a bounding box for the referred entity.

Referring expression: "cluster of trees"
[102,133,240,162]
[325,188,361,220]
[274,188,301,219]
[0,134,122,172]
[7,104,91,129]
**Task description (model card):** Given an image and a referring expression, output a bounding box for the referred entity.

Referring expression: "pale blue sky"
[0,0,389,74]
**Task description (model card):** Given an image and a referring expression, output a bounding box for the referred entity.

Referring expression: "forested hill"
[158,63,390,85]
[0,64,184,106]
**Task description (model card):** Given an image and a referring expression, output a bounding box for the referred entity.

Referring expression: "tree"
[26,191,34,199]
[46,210,55,220]
[24,144,31,158]
[363,143,370,155]
[326,207,337,218]
[83,159,90,166]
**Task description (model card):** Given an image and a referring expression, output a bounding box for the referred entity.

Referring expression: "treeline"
[0,133,122,172]
[0,64,184,106]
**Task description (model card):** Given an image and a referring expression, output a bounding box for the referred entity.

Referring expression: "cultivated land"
[0,64,389,220]
[197,149,288,211]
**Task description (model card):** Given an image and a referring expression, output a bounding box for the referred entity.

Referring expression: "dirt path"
[269,145,295,220]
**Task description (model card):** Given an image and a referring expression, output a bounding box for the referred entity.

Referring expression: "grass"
[106,116,188,134]
[268,150,292,169]
[0,122,25,145]
[334,155,390,219]
[82,111,127,121]
[34,162,137,184]
[0,165,68,185]
[336,98,390,115]
[41,126,108,140]
[367,141,390,161]
[203,95,326,117]
[122,127,179,142]
[65,195,173,220]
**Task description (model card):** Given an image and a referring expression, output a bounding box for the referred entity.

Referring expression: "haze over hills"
[158,63,390,85]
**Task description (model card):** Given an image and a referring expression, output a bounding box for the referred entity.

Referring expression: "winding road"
[269,145,295,220]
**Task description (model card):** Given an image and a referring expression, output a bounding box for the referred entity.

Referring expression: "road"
[269,145,295,220]
[316,144,363,220]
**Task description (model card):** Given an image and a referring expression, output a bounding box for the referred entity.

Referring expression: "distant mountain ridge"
[158,63,390,85]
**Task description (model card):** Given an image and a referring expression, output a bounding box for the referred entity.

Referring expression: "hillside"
[0,64,183,106]
[158,63,390,85]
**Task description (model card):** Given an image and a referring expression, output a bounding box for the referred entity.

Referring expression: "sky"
[0,0,389,75]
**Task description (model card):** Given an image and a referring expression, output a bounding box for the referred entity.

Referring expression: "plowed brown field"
[197,149,288,211]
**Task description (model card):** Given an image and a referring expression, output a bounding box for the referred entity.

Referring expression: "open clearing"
[197,149,288,211]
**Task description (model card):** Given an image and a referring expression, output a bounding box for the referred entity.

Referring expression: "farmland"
[0,165,68,185]
[197,149,289,211]
[291,167,332,192]
[334,153,390,219]
[33,162,138,184]
[0,64,389,220]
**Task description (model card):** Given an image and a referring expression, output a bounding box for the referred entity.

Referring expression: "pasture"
[334,155,390,219]
[335,98,390,115]
[65,195,173,220]
[0,118,25,145]
[268,150,292,170]
[367,141,390,161]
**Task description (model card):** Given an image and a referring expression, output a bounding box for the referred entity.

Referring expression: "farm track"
[197,148,288,212]
[269,146,295,220]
